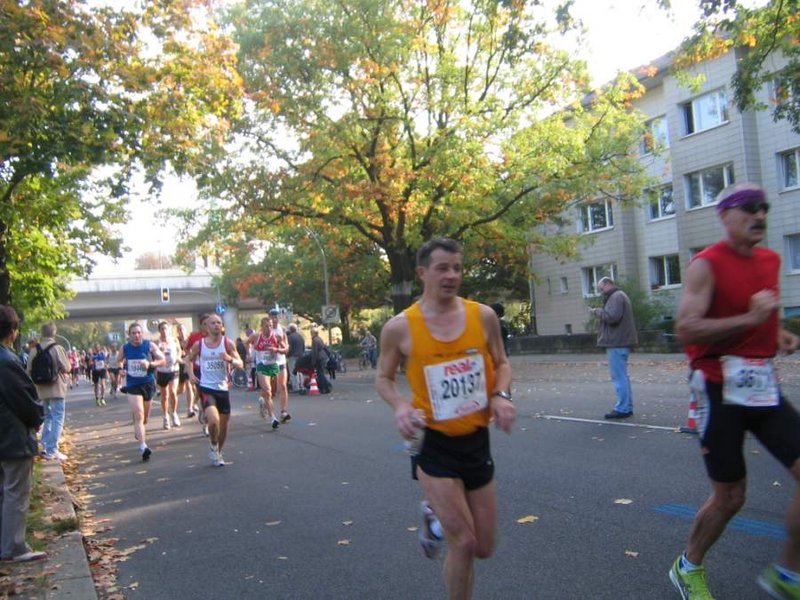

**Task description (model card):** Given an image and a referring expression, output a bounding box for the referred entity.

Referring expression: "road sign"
[322,304,339,324]
[215,303,226,315]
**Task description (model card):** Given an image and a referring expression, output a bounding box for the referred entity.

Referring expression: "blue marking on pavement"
[654,503,786,540]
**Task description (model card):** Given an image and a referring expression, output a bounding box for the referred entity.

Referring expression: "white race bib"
[721,356,779,407]
[128,359,148,378]
[94,359,106,369]
[424,354,487,421]
[202,357,226,374]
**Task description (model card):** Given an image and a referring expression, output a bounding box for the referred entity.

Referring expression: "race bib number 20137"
[424,355,487,421]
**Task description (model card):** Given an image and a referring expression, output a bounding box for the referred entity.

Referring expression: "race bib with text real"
[424,354,487,421]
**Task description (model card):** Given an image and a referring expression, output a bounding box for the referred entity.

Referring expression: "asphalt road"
[64,353,800,600]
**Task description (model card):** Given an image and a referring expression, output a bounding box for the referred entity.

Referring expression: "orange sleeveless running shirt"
[404,299,494,437]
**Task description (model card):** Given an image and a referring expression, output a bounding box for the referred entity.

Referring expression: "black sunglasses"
[737,201,770,214]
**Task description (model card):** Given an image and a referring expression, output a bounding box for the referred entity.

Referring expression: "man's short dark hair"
[416,238,463,268]
[0,305,20,340]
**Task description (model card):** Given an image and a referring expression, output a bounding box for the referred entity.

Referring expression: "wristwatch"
[492,390,512,402]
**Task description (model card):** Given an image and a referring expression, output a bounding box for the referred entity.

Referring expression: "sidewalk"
[33,460,97,600]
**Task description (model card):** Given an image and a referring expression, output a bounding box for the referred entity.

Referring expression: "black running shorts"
[91,369,107,383]
[412,427,494,491]
[156,370,177,388]
[121,381,156,402]
[197,386,231,415]
[699,380,800,482]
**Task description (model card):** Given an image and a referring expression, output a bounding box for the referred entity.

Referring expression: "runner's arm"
[148,344,166,368]
[223,338,243,369]
[481,304,515,433]
[375,315,419,440]
[676,258,779,345]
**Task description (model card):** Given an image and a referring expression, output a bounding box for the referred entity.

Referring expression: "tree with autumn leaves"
[0,0,242,324]
[175,0,652,318]
[664,0,800,133]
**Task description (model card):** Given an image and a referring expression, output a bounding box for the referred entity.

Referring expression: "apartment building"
[531,47,800,335]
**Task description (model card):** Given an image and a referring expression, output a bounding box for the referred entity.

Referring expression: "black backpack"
[30,343,59,384]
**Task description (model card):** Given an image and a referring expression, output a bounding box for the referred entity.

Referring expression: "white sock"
[680,553,700,571]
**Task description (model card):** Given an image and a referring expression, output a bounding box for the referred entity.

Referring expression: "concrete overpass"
[64,268,264,339]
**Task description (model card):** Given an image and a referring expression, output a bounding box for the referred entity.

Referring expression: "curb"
[40,461,98,600]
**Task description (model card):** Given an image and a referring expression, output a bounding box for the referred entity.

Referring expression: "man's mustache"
[750,222,767,231]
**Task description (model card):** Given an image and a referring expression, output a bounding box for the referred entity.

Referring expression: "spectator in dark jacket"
[310,328,332,394]
[0,305,46,562]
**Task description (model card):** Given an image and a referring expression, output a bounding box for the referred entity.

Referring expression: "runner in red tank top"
[669,183,800,600]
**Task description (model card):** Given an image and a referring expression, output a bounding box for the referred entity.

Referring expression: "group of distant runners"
[110,309,295,467]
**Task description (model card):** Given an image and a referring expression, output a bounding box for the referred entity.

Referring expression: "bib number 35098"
[424,355,487,421]
[721,356,779,407]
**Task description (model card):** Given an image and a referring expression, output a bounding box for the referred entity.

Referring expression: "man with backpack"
[27,322,70,461]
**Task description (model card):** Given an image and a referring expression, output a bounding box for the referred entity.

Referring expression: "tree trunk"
[386,245,417,314]
[391,280,414,314]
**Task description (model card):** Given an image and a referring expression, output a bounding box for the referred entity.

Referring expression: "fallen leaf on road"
[266,521,282,526]
[337,539,351,546]
[773,481,782,487]
[614,498,633,505]
[625,550,639,558]
[342,520,353,526]
[516,515,539,524]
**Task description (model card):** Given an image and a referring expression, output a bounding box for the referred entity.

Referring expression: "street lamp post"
[307,229,331,343]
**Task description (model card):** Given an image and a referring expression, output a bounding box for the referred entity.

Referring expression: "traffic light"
[161,287,170,303]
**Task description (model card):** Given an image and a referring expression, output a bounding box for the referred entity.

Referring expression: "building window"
[685,164,735,209]
[649,254,682,289]
[560,276,568,294]
[582,264,616,296]
[780,148,800,189]
[578,201,614,233]
[646,184,675,220]
[771,77,796,107]
[681,89,730,135]
[640,116,669,155]
[787,234,800,273]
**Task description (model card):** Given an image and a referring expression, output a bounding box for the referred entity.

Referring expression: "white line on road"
[539,415,680,431]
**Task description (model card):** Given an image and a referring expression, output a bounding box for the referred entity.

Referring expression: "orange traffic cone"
[309,373,320,396]
[680,370,705,433]
[680,391,699,434]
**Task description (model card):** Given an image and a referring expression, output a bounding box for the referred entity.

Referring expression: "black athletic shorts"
[156,370,177,388]
[699,379,800,482]
[412,427,494,491]
[121,381,156,402]
[178,363,189,383]
[91,369,107,383]
[197,386,231,415]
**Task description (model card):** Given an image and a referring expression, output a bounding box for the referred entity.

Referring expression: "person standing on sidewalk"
[668,182,800,600]
[310,327,332,394]
[376,238,515,600]
[589,277,638,419]
[286,324,305,393]
[0,305,46,563]
[27,322,70,461]
[185,314,243,467]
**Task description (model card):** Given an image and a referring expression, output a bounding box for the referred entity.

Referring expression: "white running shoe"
[209,445,220,466]
[162,416,171,430]
[258,397,267,419]
[171,412,181,427]
[419,500,444,559]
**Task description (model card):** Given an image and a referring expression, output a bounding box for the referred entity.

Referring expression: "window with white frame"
[681,89,730,135]
[582,264,616,296]
[649,254,681,289]
[560,276,568,294]
[780,148,800,189]
[640,116,670,155]
[787,234,800,273]
[771,77,796,107]
[578,200,614,233]
[685,164,735,209]
[646,184,675,220]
